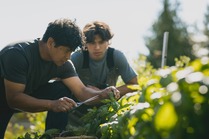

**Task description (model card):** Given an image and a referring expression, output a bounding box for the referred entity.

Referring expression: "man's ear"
[47,37,55,48]
[52,42,55,47]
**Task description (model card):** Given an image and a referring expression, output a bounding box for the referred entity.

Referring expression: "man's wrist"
[45,100,52,111]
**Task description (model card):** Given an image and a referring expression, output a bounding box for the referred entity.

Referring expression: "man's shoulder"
[72,49,83,56]
[111,48,126,59]
[70,50,84,69]
[1,39,38,52]
[71,50,83,61]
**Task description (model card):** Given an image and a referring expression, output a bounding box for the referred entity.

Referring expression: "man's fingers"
[108,86,120,99]
[57,97,77,112]
[62,97,77,106]
[114,91,120,99]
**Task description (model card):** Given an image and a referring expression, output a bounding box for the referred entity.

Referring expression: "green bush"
[16,56,209,139]
[64,56,209,139]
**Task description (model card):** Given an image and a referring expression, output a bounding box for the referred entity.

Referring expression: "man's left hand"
[101,86,120,100]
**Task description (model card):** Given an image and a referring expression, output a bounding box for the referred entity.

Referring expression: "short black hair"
[83,21,114,43]
[42,18,84,51]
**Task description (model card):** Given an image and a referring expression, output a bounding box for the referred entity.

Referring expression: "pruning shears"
[69,95,100,112]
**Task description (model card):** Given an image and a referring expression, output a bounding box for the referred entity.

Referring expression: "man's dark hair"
[42,18,84,51]
[83,21,114,43]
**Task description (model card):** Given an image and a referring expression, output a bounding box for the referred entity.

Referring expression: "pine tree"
[145,0,196,68]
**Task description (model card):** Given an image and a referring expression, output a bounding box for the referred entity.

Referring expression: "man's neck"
[38,40,51,61]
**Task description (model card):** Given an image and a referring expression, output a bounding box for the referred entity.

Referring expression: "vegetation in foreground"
[14,56,209,139]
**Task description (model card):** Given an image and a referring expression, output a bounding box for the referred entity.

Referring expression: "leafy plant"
[16,56,209,139]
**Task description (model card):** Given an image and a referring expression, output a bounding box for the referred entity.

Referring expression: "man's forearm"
[7,93,52,112]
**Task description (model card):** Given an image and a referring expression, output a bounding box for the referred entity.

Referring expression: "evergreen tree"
[144,0,196,68]
[203,4,209,46]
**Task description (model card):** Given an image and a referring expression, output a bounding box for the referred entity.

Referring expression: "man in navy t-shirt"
[0,18,120,138]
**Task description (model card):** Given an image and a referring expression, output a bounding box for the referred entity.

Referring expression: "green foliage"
[16,56,209,139]
[175,56,190,68]
[17,132,41,139]
[6,112,46,139]
[39,129,60,139]
[63,56,209,139]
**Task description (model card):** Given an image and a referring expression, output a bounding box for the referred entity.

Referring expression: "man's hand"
[100,86,120,100]
[50,97,77,112]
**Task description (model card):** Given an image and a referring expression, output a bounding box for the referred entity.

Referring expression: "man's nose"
[95,43,100,49]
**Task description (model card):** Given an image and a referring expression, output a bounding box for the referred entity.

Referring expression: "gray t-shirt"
[71,48,137,88]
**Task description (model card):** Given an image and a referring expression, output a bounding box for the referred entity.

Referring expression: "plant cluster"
[66,56,209,139]
[17,56,209,139]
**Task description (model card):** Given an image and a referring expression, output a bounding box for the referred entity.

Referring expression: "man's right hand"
[50,97,77,112]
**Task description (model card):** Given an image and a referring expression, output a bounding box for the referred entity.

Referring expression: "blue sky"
[0,0,209,63]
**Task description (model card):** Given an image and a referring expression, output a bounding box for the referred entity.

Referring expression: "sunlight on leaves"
[190,59,202,71]
[154,102,178,136]
[128,116,138,135]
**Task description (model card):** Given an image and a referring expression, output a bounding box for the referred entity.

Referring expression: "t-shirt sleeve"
[114,50,137,83]
[58,60,78,79]
[1,49,28,84]
[70,50,83,70]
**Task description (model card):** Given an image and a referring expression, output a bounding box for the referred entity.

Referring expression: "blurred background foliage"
[5,112,46,139]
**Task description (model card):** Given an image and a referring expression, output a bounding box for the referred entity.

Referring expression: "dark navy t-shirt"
[0,39,77,95]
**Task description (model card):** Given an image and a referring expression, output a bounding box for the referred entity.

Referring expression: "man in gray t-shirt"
[71,21,138,97]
